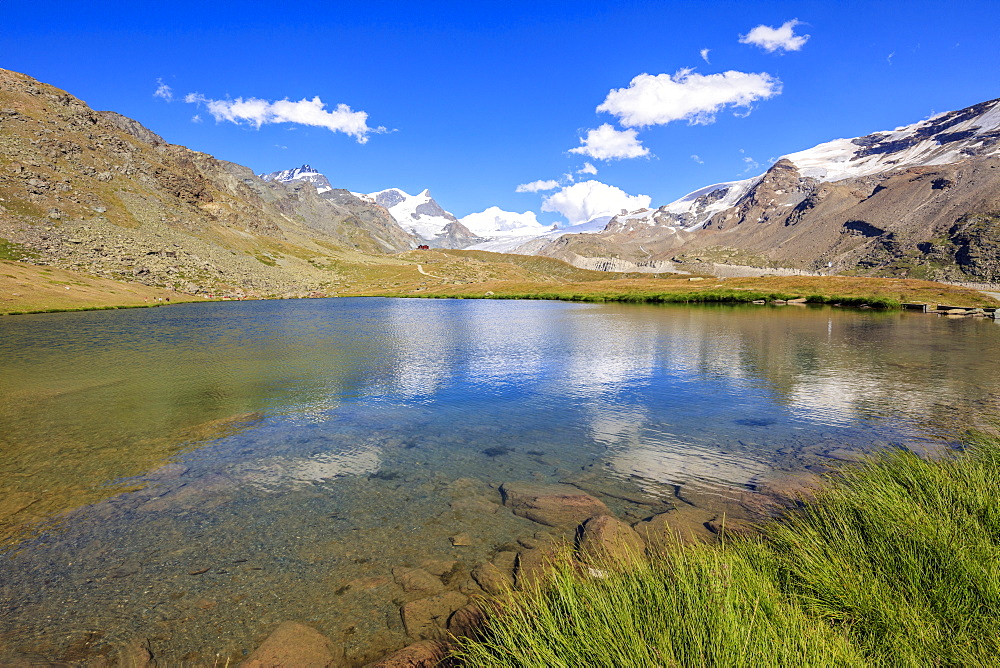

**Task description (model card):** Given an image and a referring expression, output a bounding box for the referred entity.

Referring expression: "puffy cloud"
[576,162,598,175]
[184,93,384,143]
[153,78,173,102]
[515,179,560,193]
[541,180,651,226]
[569,124,649,160]
[700,48,711,63]
[739,19,810,53]
[690,154,704,164]
[596,69,781,127]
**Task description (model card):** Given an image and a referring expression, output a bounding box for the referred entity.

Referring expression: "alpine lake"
[1,297,999,665]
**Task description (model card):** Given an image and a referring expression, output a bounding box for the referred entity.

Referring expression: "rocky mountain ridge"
[0,68,421,296]
[534,97,1000,282]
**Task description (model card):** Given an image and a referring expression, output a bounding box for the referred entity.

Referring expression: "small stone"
[705,518,758,539]
[633,508,715,552]
[450,534,473,547]
[515,541,568,590]
[420,560,459,578]
[449,497,500,515]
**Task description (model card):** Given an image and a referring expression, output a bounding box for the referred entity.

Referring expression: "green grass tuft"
[455,434,1000,666]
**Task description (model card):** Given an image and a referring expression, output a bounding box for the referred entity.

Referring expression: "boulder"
[362,640,450,668]
[499,482,609,528]
[514,540,570,590]
[401,592,468,640]
[471,562,513,595]
[633,508,715,552]
[576,515,645,567]
[240,621,344,668]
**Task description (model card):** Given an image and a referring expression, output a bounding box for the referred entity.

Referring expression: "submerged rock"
[362,640,451,668]
[401,591,468,640]
[447,603,485,637]
[576,515,646,567]
[240,621,345,668]
[471,561,513,595]
[633,508,716,552]
[499,482,609,528]
[392,567,445,596]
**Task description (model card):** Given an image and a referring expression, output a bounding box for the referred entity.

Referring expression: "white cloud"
[569,124,649,160]
[191,114,202,123]
[184,93,384,143]
[700,48,711,63]
[515,179,560,193]
[691,154,704,164]
[739,19,810,53]
[742,154,761,173]
[541,180,651,226]
[577,162,598,175]
[596,69,781,127]
[153,78,173,102]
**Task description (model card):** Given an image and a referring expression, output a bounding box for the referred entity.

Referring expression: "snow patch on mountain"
[784,97,1000,182]
[259,164,333,193]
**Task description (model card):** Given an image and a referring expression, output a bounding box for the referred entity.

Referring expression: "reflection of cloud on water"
[382,299,456,398]
[231,446,381,490]
[786,370,968,428]
[607,442,771,490]
[588,406,770,491]
[561,314,660,394]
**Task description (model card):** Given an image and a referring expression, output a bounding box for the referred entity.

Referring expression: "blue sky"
[3,1,999,225]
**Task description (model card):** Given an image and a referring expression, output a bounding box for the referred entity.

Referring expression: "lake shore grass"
[378,273,1000,309]
[454,432,1000,667]
[4,252,998,315]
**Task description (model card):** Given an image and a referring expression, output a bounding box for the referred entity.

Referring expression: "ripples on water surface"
[1,298,999,663]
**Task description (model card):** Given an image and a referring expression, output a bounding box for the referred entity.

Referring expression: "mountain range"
[527,97,1000,281]
[2,66,999,292]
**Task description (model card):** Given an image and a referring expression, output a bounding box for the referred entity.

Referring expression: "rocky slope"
[536,98,1000,282]
[0,69,418,297]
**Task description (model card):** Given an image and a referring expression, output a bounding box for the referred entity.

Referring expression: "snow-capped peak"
[366,188,459,241]
[259,164,333,193]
